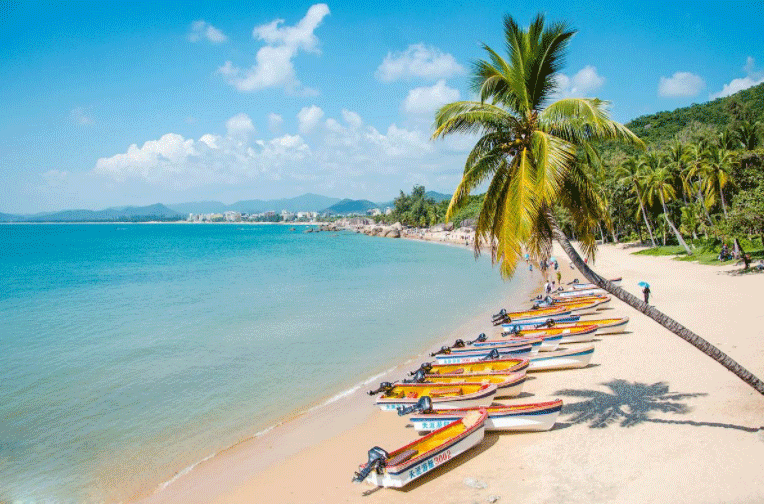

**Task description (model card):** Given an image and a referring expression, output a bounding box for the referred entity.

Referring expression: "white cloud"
[552,66,606,99]
[268,113,284,133]
[403,80,460,116]
[710,57,764,99]
[70,107,93,125]
[92,109,453,195]
[188,20,228,44]
[225,113,255,139]
[297,105,324,134]
[658,72,705,97]
[375,44,465,82]
[218,4,329,94]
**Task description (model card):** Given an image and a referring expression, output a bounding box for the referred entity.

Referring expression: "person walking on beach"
[556,271,562,285]
[643,285,651,304]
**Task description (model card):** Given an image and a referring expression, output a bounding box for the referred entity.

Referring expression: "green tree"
[641,152,693,254]
[434,12,764,395]
[616,157,657,247]
[702,146,736,219]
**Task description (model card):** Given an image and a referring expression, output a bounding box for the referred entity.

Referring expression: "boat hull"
[366,415,486,488]
[502,314,581,333]
[527,345,594,371]
[435,345,532,364]
[410,400,562,433]
[376,384,497,411]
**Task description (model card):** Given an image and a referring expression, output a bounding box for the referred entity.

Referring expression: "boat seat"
[386,449,418,466]
[430,387,462,397]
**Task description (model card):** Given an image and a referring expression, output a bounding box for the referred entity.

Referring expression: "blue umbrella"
[638,281,650,289]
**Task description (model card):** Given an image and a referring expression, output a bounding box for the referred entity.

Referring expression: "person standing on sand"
[643,285,651,304]
[556,271,562,285]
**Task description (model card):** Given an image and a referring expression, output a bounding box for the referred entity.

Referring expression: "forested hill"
[623,82,764,147]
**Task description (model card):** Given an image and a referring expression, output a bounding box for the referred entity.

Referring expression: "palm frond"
[540,98,644,147]
[432,101,518,139]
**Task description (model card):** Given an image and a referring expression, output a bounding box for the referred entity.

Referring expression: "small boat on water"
[371,382,497,411]
[352,409,487,487]
[527,345,594,371]
[406,368,526,397]
[408,399,563,433]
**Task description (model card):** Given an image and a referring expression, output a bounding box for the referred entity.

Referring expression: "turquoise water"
[0,224,524,503]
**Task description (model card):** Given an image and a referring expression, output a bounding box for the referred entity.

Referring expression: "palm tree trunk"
[636,184,657,247]
[720,188,728,219]
[599,223,606,244]
[546,211,764,396]
[660,195,692,254]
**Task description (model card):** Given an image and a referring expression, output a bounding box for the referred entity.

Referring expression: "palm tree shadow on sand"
[555,379,760,432]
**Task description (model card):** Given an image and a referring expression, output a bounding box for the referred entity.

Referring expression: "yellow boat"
[412,357,529,377]
[408,372,526,398]
[532,317,630,336]
[371,382,497,411]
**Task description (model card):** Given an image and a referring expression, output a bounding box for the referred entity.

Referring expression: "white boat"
[527,345,594,371]
[434,344,533,364]
[353,410,487,488]
[555,288,607,298]
[570,277,622,289]
[409,399,562,433]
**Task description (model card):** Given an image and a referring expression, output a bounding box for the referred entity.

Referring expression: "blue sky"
[1,1,762,213]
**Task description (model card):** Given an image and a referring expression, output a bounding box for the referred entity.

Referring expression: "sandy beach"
[137,242,764,504]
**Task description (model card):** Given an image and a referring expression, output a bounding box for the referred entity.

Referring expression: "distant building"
[384,207,393,215]
[224,211,242,222]
[367,208,382,216]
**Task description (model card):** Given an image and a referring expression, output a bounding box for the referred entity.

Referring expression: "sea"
[0,223,529,503]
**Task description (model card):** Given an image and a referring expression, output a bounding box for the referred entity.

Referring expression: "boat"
[504,324,599,345]
[409,399,563,433]
[411,357,529,377]
[570,277,622,289]
[468,334,562,352]
[491,305,570,325]
[554,297,610,313]
[502,314,581,332]
[527,345,594,371]
[407,369,526,397]
[371,382,498,411]
[434,344,533,364]
[352,409,487,487]
[528,317,630,336]
[554,288,607,298]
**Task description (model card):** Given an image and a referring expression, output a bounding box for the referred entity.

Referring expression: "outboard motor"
[480,348,501,361]
[535,318,555,329]
[367,382,395,396]
[403,369,428,384]
[452,339,466,348]
[409,362,433,376]
[352,446,390,483]
[491,308,507,320]
[468,333,487,344]
[430,345,452,357]
[509,325,522,336]
[396,396,433,416]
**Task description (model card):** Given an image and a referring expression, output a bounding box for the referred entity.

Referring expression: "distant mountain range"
[0,191,454,222]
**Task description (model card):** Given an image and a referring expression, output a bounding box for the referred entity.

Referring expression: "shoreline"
[139,242,764,504]
[129,233,538,503]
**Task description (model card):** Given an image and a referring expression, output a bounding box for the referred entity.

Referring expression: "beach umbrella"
[549,257,556,262]
[638,281,650,289]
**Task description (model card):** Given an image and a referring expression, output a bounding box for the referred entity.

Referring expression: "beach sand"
[137,243,764,504]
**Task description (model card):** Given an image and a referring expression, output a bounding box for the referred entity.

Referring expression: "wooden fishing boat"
[409,399,563,433]
[372,382,497,411]
[422,372,526,396]
[412,357,529,377]
[353,409,487,487]
[434,344,533,364]
[527,345,594,371]
[529,317,630,336]
[504,324,599,345]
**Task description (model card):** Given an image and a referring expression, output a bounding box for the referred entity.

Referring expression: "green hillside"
[624,82,764,148]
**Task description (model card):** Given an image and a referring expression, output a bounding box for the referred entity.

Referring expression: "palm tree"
[640,152,693,254]
[433,13,764,396]
[703,146,735,219]
[736,121,761,150]
[684,142,713,225]
[665,140,690,204]
[615,157,656,247]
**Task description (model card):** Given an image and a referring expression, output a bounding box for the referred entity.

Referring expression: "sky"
[1,0,763,213]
